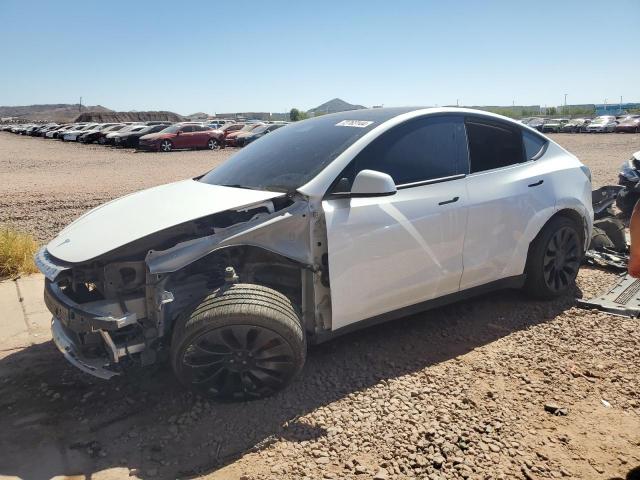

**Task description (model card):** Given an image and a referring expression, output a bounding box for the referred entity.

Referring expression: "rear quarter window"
[523,130,548,160]
[466,118,525,173]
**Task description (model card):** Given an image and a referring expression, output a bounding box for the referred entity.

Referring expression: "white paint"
[350,170,396,196]
[323,178,468,330]
[47,180,284,263]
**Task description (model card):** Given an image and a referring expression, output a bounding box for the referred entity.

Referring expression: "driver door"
[322,115,470,330]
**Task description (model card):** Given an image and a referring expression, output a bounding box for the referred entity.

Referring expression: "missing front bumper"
[51,317,121,379]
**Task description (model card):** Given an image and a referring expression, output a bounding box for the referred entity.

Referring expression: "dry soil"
[0,132,639,480]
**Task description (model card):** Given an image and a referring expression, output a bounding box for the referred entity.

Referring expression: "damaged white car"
[37,107,593,400]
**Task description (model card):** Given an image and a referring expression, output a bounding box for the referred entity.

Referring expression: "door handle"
[528,179,544,187]
[438,196,459,206]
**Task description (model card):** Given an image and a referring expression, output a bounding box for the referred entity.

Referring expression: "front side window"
[181,125,195,133]
[466,118,525,173]
[335,115,467,190]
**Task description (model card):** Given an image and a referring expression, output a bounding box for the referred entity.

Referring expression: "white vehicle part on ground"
[323,178,468,330]
[47,180,285,263]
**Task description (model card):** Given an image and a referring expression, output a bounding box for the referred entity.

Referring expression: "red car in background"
[615,115,640,133]
[138,123,225,152]
[215,123,244,140]
[225,123,264,146]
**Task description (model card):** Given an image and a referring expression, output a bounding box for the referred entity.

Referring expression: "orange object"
[629,200,640,277]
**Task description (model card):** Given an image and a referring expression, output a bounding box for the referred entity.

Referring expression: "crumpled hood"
[47,180,284,263]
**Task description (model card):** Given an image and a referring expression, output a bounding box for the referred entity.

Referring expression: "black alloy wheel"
[171,283,306,401]
[180,324,297,398]
[542,226,580,293]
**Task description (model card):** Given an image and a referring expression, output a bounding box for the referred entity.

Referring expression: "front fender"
[145,200,312,274]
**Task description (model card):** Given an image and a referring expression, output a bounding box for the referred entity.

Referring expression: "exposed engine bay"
[39,194,331,378]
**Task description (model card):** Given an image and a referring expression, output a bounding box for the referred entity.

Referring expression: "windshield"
[250,125,269,134]
[198,110,404,192]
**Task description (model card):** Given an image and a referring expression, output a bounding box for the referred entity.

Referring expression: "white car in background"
[103,123,145,144]
[37,107,593,401]
[45,125,74,138]
[585,115,617,133]
[62,123,98,141]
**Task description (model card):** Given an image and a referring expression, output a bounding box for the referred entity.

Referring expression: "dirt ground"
[0,132,639,480]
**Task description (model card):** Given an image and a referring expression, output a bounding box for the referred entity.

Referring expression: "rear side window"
[466,118,525,173]
[344,115,467,187]
[523,130,547,160]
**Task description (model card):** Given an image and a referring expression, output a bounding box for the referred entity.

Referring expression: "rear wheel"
[207,138,220,150]
[171,283,306,401]
[524,216,583,299]
[160,140,173,152]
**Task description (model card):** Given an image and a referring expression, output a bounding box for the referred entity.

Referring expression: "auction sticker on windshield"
[335,120,374,128]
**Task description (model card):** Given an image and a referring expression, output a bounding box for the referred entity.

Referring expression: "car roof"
[298,107,542,198]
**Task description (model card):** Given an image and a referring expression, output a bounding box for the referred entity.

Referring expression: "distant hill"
[75,111,185,123]
[184,112,210,121]
[0,104,112,122]
[308,98,365,115]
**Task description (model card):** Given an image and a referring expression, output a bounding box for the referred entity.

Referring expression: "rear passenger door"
[175,125,195,148]
[191,125,210,147]
[460,118,555,290]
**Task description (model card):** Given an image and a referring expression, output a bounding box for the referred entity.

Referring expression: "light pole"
[564,93,567,116]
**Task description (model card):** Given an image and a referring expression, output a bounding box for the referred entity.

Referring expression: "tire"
[160,139,173,152]
[593,217,626,252]
[616,189,639,216]
[207,138,220,150]
[524,216,583,299]
[589,226,614,251]
[171,283,306,401]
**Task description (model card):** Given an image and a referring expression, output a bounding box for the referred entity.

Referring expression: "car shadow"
[0,287,580,480]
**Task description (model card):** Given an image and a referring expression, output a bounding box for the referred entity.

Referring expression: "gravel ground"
[0,132,639,480]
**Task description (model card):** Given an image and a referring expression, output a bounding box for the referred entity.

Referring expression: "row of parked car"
[1,119,288,151]
[521,114,640,134]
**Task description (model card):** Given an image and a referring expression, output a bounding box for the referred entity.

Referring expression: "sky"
[1,0,638,115]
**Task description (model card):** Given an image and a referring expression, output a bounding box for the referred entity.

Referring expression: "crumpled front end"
[37,247,151,378]
[36,192,324,380]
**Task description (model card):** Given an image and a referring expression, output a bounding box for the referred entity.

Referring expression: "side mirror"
[176,130,182,135]
[351,170,397,197]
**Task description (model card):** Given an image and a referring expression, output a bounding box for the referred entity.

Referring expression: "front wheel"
[160,140,173,152]
[171,283,306,401]
[524,216,583,299]
[207,138,220,150]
